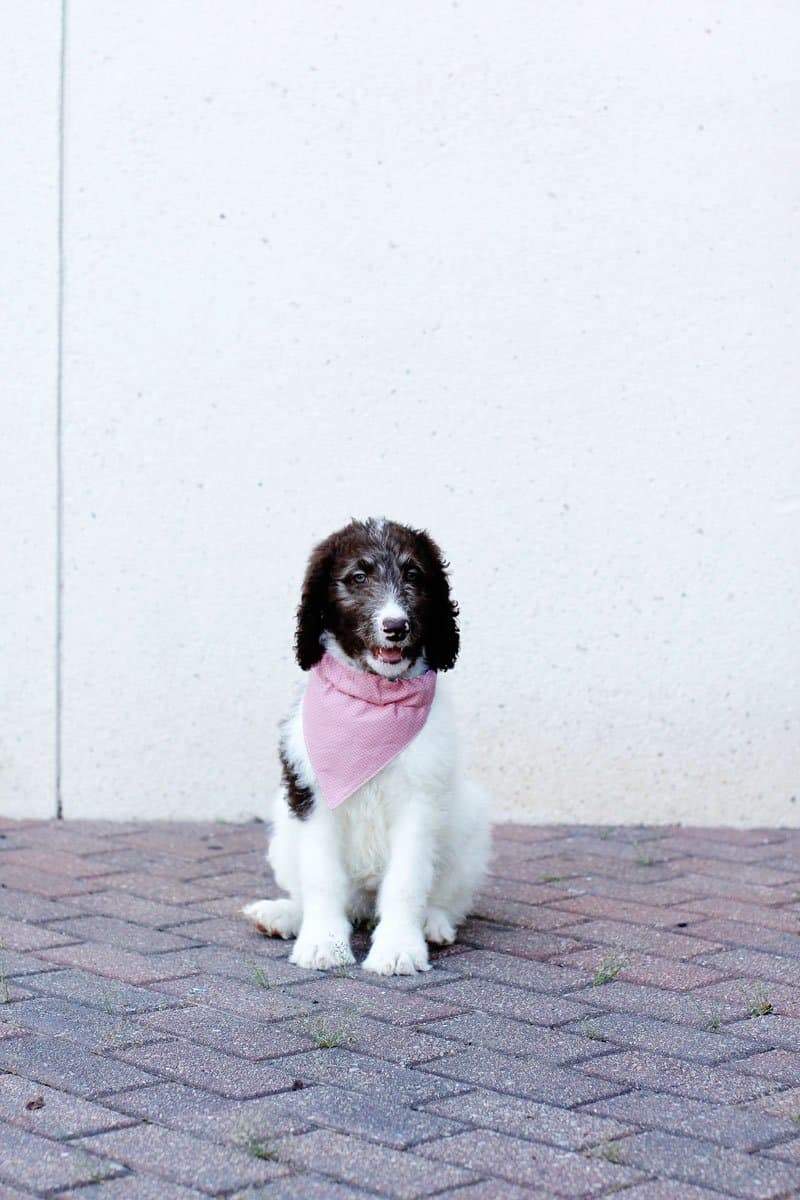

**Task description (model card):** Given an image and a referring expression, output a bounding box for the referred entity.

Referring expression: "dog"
[243,517,490,975]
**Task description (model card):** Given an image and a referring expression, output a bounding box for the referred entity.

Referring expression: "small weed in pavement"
[746,982,773,1017]
[592,950,625,986]
[585,1140,625,1164]
[238,1128,277,1160]
[307,1015,352,1048]
[251,962,270,989]
[542,875,561,883]
[584,1024,607,1041]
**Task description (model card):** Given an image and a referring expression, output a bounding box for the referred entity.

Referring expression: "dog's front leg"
[363,799,433,976]
[290,805,354,971]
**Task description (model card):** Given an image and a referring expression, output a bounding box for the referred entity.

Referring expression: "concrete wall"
[3,2,799,825]
[0,2,61,818]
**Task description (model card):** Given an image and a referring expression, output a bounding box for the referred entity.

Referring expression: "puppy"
[243,517,490,975]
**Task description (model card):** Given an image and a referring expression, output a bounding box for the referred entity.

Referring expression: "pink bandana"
[302,653,437,809]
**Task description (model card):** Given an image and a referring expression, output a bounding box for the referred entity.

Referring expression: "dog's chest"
[336,779,396,885]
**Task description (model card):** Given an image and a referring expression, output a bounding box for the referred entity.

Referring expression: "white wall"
[3,2,799,825]
[0,2,61,818]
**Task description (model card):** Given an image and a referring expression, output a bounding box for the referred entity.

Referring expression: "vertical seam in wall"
[55,0,67,819]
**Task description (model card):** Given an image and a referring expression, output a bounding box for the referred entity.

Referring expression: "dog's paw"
[290,928,355,972]
[362,927,431,976]
[424,908,456,946]
[242,899,301,939]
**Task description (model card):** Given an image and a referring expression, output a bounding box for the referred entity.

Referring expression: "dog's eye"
[350,571,367,585]
[404,566,422,584]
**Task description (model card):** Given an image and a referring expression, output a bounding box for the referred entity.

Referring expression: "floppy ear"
[294,535,336,670]
[416,530,460,672]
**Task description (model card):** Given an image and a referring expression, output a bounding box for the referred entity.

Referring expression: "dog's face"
[295,518,460,678]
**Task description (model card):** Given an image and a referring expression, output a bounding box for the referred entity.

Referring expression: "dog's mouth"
[371,645,405,665]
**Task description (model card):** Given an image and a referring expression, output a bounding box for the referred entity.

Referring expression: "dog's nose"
[382,617,409,641]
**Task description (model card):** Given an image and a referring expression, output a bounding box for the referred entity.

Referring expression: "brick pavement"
[0,819,799,1198]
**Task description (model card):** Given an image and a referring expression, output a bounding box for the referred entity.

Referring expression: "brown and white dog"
[244,517,490,974]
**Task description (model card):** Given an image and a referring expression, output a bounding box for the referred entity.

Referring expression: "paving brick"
[690,978,800,1017]
[0,1016,28,1039]
[620,1130,799,1198]
[429,976,595,1026]
[283,1047,467,1105]
[684,918,800,958]
[553,919,720,959]
[420,1047,622,1105]
[0,1122,123,1193]
[53,1176,207,1199]
[581,1048,777,1103]
[286,976,464,1023]
[141,1004,308,1059]
[585,1087,798,1149]
[417,1128,642,1195]
[0,916,78,953]
[479,876,572,906]
[562,1011,761,1064]
[299,1010,456,1066]
[673,859,799,888]
[545,894,706,928]
[171,916,287,951]
[631,835,787,864]
[670,873,799,905]
[36,941,198,985]
[423,1012,591,1062]
[57,890,217,928]
[102,1080,312,1142]
[696,947,800,988]
[422,1184,534,1200]
[723,1048,800,1085]
[264,1083,463,1149]
[423,1089,631,1148]
[8,997,170,1052]
[153,944,303,986]
[112,1039,296,1098]
[75,1124,290,1192]
[557,947,724,991]
[158,974,316,1022]
[23,968,183,1014]
[566,979,741,1027]
[45,915,200,955]
[229,1178,375,1200]
[471,896,578,929]
[457,920,582,960]
[0,848,122,880]
[276,1128,477,1199]
[0,1074,135,1138]
[612,1183,760,1200]
[763,1136,800,1163]
[0,1182,39,1200]
[97,873,226,905]
[752,1085,800,1121]
[0,888,79,922]
[0,1034,156,1097]
[679,895,800,932]
[0,950,63,977]
[439,950,586,992]
[564,876,705,906]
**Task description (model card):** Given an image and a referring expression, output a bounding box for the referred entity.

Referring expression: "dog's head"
[295,518,460,678]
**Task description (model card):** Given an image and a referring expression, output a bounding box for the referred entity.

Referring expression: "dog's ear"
[295,534,337,670]
[416,530,460,672]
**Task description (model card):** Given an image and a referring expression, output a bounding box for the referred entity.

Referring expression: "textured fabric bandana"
[302,652,437,809]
